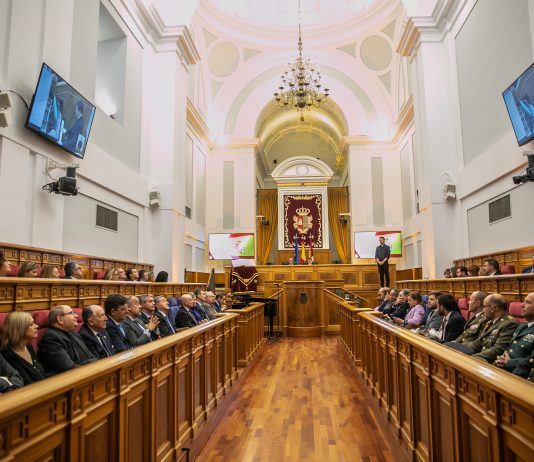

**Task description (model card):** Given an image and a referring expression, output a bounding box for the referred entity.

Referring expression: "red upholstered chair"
[73,307,83,331]
[501,264,515,275]
[457,298,470,321]
[32,310,50,353]
[58,268,65,278]
[93,270,106,280]
[7,264,20,276]
[0,312,8,332]
[508,302,526,323]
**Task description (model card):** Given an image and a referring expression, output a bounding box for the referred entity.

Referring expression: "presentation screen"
[354,231,402,259]
[25,63,96,159]
[503,62,534,146]
[208,233,255,260]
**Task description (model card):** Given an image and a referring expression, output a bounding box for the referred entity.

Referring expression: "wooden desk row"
[453,245,534,273]
[0,241,154,279]
[0,278,206,313]
[397,274,534,302]
[337,307,534,462]
[0,305,267,461]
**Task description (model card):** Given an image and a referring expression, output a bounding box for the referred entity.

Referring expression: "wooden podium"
[282,280,325,337]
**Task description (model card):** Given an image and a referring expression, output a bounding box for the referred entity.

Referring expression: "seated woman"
[0,251,11,277]
[467,265,479,277]
[104,268,118,280]
[155,271,168,283]
[1,312,45,385]
[393,291,425,328]
[41,265,60,278]
[147,271,155,282]
[18,261,39,278]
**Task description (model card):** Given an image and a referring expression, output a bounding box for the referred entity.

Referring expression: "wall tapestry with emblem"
[283,194,323,248]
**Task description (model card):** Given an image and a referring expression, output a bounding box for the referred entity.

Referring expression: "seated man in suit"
[79,305,115,358]
[522,256,534,273]
[154,296,176,336]
[0,355,24,393]
[138,295,162,340]
[454,291,488,344]
[212,293,227,312]
[447,294,517,363]
[104,294,133,352]
[483,259,502,276]
[455,266,468,278]
[175,294,200,328]
[494,292,534,371]
[417,291,443,338]
[384,290,410,321]
[434,294,466,342]
[123,295,160,346]
[203,292,220,319]
[63,262,82,279]
[39,306,97,375]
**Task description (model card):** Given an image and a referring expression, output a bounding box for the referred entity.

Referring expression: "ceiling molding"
[271,156,334,184]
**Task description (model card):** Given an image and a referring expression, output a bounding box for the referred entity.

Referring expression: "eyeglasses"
[60,310,75,316]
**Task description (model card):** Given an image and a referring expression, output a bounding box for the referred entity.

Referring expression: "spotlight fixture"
[43,166,79,196]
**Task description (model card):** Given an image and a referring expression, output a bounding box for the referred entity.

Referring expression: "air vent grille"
[96,205,118,231]
[489,195,511,223]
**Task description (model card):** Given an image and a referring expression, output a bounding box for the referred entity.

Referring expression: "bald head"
[483,293,507,321]
[181,294,195,309]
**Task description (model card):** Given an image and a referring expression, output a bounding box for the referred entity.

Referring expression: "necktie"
[97,333,112,357]
[440,317,447,341]
[165,316,175,334]
[118,322,126,338]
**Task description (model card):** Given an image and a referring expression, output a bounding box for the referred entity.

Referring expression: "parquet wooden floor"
[196,337,407,462]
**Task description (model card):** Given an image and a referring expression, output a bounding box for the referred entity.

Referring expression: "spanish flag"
[300,239,307,264]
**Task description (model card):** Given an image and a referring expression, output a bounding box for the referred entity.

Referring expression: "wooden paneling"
[0,309,267,462]
[397,274,534,302]
[276,249,332,264]
[0,278,206,313]
[454,245,534,273]
[0,242,153,279]
[226,303,265,367]
[396,268,423,281]
[349,312,534,462]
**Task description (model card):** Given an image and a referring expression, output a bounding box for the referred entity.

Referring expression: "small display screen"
[208,233,255,260]
[354,231,402,258]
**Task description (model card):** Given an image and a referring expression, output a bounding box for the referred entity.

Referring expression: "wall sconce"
[256,215,269,226]
[339,212,350,225]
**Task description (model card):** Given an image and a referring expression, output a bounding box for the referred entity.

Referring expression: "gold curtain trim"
[231,271,259,289]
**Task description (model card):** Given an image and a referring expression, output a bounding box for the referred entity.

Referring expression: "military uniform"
[512,355,534,382]
[503,323,534,371]
[455,312,487,344]
[466,314,517,363]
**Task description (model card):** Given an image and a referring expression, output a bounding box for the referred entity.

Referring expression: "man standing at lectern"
[375,236,390,287]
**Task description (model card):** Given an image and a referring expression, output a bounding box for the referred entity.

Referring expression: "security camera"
[512,152,534,185]
[43,166,79,196]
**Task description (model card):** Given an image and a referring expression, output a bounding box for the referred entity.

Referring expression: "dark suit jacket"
[175,307,198,328]
[441,311,466,342]
[63,114,84,151]
[522,266,534,273]
[106,319,134,352]
[38,327,97,375]
[0,354,24,392]
[139,312,161,340]
[79,324,115,359]
[123,316,151,346]
[154,311,175,336]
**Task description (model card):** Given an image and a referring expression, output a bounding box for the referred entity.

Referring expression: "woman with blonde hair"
[18,261,38,278]
[104,268,118,280]
[1,312,45,385]
[41,265,60,279]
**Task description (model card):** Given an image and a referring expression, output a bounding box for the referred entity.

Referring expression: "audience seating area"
[453,245,534,274]
[0,242,153,279]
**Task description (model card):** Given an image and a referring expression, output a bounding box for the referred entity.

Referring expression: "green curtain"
[257,189,278,265]
[328,187,350,264]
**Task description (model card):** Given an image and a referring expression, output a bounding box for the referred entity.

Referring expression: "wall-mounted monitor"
[25,63,96,159]
[503,62,534,146]
[354,231,402,259]
[208,233,255,260]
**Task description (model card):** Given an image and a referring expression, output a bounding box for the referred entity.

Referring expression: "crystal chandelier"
[273,0,329,121]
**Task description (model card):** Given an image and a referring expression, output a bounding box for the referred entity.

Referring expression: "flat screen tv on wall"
[503,62,534,146]
[208,233,255,260]
[25,63,96,159]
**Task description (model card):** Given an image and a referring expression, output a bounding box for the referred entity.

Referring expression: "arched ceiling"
[256,99,348,172]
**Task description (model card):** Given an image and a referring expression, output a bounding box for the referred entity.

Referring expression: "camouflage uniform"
[455,312,487,344]
[465,314,517,363]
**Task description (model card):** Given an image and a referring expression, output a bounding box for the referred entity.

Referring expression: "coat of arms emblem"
[293,206,312,234]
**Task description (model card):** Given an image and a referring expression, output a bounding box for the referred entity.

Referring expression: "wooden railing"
[184,270,226,287]
[355,312,534,461]
[0,241,154,279]
[0,314,239,461]
[396,267,422,281]
[0,278,206,313]
[336,297,372,366]
[397,274,534,302]
[226,302,265,366]
[453,245,534,273]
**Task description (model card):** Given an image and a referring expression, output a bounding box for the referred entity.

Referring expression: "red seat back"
[32,310,50,353]
[457,298,470,320]
[501,264,515,275]
[0,312,8,332]
[93,270,105,280]
[73,307,83,331]
[7,264,20,276]
[508,302,525,323]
